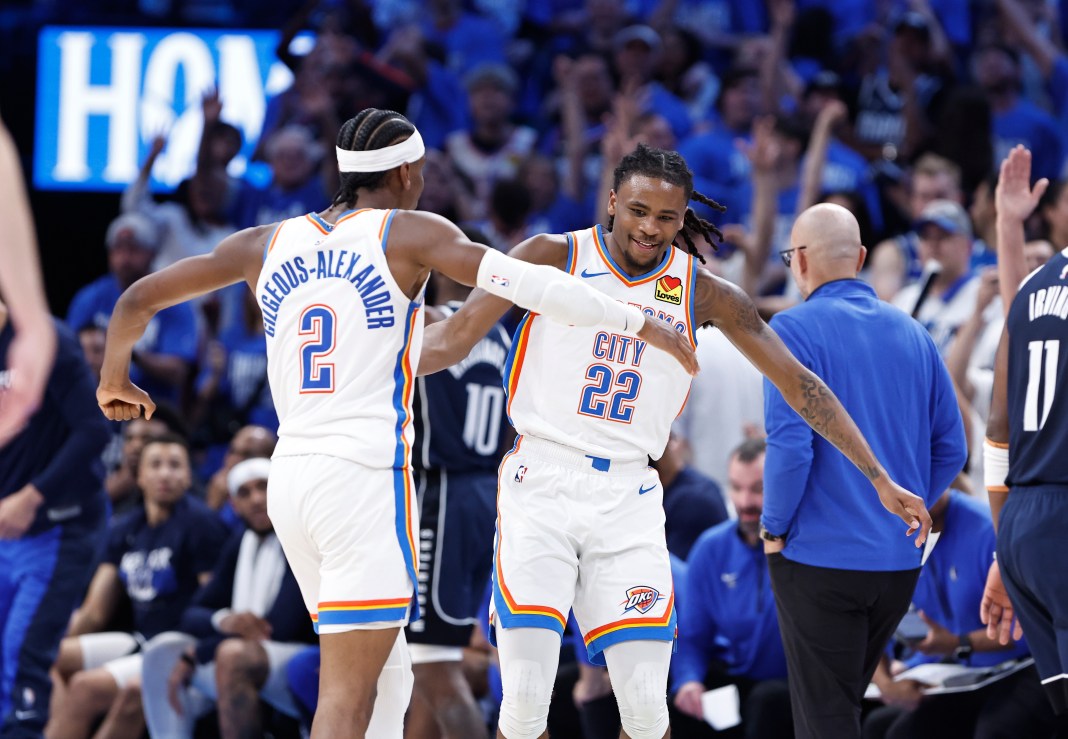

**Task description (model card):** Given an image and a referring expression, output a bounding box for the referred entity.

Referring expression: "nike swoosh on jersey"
[581,269,611,278]
[638,483,657,495]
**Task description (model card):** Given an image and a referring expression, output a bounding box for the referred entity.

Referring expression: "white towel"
[232,531,286,617]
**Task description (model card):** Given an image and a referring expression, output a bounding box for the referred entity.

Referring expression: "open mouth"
[631,237,659,251]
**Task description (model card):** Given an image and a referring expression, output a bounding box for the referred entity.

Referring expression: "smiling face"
[606,174,688,275]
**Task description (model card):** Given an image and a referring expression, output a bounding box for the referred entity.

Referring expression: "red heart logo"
[660,275,682,291]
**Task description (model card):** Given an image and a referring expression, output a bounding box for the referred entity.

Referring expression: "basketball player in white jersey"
[419,144,933,739]
[95,110,697,739]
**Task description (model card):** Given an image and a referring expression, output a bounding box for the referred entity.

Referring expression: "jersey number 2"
[1024,339,1060,431]
[579,364,642,423]
[299,305,336,393]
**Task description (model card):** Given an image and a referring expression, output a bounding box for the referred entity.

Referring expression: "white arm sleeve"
[476,248,646,334]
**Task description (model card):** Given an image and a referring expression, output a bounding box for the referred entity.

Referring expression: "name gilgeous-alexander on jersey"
[256,209,425,468]
[505,224,698,462]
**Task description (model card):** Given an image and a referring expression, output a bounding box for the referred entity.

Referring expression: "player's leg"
[2,520,100,737]
[602,641,673,739]
[493,448,580,739]
[495,627,562,739]
[406,470,495,739]
[90,664,144,739]
[574,465,675,739]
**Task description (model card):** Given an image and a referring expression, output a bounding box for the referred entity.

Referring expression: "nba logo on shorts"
[622,586,662,615]
[514,465,527,483]
[22,688,34,708]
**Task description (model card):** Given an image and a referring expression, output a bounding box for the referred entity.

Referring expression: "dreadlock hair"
[332,109,418,208]
[607,143,726,264]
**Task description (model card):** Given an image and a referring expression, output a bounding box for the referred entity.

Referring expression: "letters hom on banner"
[34,26,311,191]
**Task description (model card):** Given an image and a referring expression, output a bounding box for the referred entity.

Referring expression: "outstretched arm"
[387,212,699,377]
[97,226,270,421]
[694,271,932,543]
[995,145,1049,315]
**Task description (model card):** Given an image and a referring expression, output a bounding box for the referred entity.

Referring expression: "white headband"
[228,457,271,497]
[336,130,425,173]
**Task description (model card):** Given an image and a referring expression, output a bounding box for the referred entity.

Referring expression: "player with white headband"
[95,108,697,738]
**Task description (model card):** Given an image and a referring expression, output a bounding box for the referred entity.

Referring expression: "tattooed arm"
[693,271,933,544]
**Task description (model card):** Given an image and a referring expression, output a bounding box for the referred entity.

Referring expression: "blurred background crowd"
[3,0,1068,736]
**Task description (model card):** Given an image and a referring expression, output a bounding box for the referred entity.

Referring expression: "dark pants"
[862,665,1056,739]
[998,485,1068,716]
[0,516,102,737]
[768,553,919,739]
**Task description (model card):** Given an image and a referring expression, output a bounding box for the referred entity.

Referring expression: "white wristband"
[983,438,1010,493]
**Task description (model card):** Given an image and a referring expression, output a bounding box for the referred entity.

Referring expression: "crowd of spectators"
[16,0,1068,735]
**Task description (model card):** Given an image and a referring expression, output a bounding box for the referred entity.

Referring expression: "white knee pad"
[365,632,414,739]
[604,640,672,739]
[496,627,561,739]
[498,659,552,739]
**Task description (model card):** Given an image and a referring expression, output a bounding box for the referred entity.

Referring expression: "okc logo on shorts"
[621,586,663,615]
[514,465,528,483]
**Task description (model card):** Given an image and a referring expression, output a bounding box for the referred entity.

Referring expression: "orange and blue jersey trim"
[565,231,578,275]
[389,301,421,621]
[583,591,677,665]
[593,224,676,286]
[380,209,398,251]
[311,598,411,631]
[334,207,372,228]
[502,312,535,420]
[305,212,332,234]
[685,253,699,349]
[489,437,568,640]
[262,221,286,262]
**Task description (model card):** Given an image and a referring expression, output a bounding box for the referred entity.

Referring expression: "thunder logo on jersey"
[259,249,396,336]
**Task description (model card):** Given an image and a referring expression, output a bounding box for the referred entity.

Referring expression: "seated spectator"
[204,425,278,515]
[673,439,793,739]
[1039,179,1068,249]
[66,213,198,405]
[446,63,538,221]
[46,434,228,739]
[76,323,106,382]
[140,458,316,738]
[520,154,588,236]
[105,416,169,517]
[651,432,728,561]
[864,490,1056,739]
[892,200,988,355]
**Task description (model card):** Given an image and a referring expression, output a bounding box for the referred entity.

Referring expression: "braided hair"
[607,143,726,263]
[332,109,418,208]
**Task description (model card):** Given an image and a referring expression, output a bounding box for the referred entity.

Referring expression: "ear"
[398,162,412,191]
[857,245,868,272]
[607,189,617,216]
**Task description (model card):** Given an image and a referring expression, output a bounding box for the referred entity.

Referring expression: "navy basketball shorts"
[997,484,1068,715]
[405,468,497,648]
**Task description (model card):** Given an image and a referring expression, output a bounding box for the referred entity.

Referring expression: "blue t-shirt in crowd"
[229,176,330,230]
[674,521,786,689]
[909,491,1030,668]
[993,100,1065,182]
[420,11,506,76]
[106,495,228,639]
[527,194,590,236]
[406,61,469,151]
[197,322,277,433]
[663,466,728,561]
[66,275,198,403]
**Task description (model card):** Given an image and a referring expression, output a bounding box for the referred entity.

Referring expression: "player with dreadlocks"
[420,143,931,739]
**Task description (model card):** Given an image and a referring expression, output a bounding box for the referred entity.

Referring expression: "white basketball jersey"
[505,225,697,461]
[256,209,425,468]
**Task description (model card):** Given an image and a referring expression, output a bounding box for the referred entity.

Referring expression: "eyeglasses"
[779,246,807,267]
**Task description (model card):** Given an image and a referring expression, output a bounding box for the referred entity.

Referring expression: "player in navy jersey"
[982,248,1068,724]
[0,307,109,737]
[981,146,1068,732]
[406,246,513,738]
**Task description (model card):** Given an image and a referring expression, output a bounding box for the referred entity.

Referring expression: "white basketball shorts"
[268,454,419,634]
[490,435,676,665]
